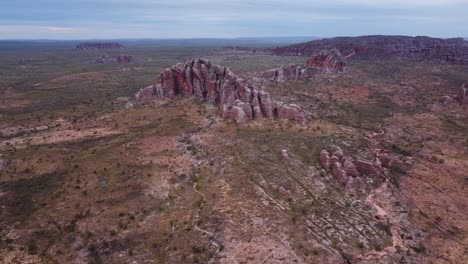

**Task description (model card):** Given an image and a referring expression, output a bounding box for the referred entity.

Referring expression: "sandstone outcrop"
[136,59,312,125]
[307,48,346,72]
[76,42,125,50]
[271,35,468,65]
[319,146,379,191]
[455,83,468,104]
[260,64,314,82]
[116,55,134,63]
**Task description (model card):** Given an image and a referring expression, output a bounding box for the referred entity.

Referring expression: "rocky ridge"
[136,59,312,125]
[271,35,468,64]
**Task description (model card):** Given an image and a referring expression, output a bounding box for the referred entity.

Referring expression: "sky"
[1,0,467,39]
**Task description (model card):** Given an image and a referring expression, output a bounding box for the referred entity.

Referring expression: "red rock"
[353,86,371,96]
[342,157,359,178]
[455,83,468,104]
[271,36,468,65]
[346,176,365,192]
[332,162,348,186]
[276,103,311,126]
[307,48,346,72]
[136,59,311,125]
[278,186,292,198]
[355,160,379,176]
[320,150,331,170]
[330,155,340,164]
[116,55,133,63]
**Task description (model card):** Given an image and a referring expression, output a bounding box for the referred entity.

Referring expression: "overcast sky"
[1,0,467,39]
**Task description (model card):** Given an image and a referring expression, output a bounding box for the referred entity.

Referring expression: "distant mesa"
[136,59,312,125]
[76,42,125,50]
[271,35,468,65]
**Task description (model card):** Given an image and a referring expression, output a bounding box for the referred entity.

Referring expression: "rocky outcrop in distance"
[440,82,468,106]
[271,35,468,65]
[116,55,134,63]
[260,64,315,82]
[258,48,346,82]
[136,59,312,125]
[455,83,468,104]
[76,42,125,50]
[307,48,346,72]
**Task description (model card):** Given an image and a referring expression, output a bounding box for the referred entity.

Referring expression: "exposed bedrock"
[260,64,315,82]
[307,48,346,72]
[455,82,468,104]
[136,59,312,125]
[319,145,412,192]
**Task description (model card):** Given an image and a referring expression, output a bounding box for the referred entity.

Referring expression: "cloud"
[45,27,73,32]
[0,0,467,38]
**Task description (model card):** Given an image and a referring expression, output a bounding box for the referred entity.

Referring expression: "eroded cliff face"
[271,35,468,65]
[136,59,312,125]
[307,48,346,72]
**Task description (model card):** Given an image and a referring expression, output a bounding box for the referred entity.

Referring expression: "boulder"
[320,150,331,170]
[455,83,468,104]
[439,95,455,106]
[355,160,379,176]
[332,162,348,186]
[342,157,359,178]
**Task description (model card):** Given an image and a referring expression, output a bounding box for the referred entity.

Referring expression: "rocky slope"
[76,42,125,50]
[271,35,468,64]
[136,59,312,125]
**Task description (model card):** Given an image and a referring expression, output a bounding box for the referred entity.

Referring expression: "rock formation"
[319,146,376,191]
[136,59,312,125]
[307,48,346,72]
[441,83,468,106]
[319,145,413,192]
[76,42,125,50]
[271,35,468,65]
[116,55,134,63]
[455,83,468,104]
[260,64,315,82]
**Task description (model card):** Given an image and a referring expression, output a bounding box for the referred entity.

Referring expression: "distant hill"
[0,37,319,50]
[270,35,468,65]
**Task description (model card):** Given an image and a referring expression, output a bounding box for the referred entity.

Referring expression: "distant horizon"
[0,34,467,42]
[2,1,468,39]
